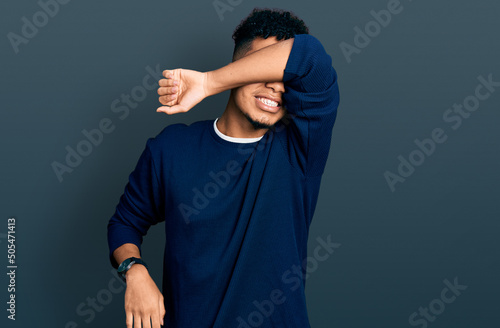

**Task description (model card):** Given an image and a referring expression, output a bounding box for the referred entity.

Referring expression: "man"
[107,8,340,328]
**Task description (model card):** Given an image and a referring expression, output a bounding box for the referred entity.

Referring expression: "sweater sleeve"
[277,34,340,177]
[106,138,165,268]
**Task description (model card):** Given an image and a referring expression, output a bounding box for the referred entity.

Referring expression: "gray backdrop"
[1,0,499,327]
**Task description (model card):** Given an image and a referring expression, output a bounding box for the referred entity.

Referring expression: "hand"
[124,265,166,328]
[157,69,209,115]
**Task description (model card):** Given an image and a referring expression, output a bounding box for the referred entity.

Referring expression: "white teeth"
[258,97,279,107]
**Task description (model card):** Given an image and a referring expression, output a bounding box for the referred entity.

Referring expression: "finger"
[151,311,161,328]
[159,299,166,327]
[126,312,133,328]
[142,315,152,328]
[133,314,141,328]
[159,94,177,102]
[162,70,174,78]
[157,86,178,96]
[158,79,179,87]
[157,105,185,115]
[158,94,177,106]
[156,106,173,114]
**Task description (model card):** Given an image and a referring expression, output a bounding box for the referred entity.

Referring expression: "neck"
[217,92,269,139]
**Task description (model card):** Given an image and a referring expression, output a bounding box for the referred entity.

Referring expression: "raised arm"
[156,38,294,114]
[206,38,293,94]
[276,34,340,176]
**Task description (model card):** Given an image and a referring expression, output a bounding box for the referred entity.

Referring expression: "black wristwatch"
[117,257,148,282]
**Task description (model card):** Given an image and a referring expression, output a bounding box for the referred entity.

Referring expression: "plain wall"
[0,0,498,327]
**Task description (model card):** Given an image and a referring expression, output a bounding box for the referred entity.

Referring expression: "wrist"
[125,264,149,281]
[117,256,148,282]
[205,70,220,97]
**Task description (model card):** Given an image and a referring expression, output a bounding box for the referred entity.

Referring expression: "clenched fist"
[157,69,210,115]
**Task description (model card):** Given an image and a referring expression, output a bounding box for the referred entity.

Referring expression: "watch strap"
[117,257,148,282]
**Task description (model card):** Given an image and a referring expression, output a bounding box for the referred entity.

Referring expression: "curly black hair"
[232,8,309,61]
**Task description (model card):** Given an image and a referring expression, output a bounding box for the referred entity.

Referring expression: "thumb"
[156,105,185,115]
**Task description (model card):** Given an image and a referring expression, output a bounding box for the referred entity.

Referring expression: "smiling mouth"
[256,97,280,107]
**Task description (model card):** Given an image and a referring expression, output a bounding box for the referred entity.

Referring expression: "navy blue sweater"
[107,34,340,328]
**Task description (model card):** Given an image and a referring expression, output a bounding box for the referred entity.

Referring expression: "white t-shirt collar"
[213,118,263,143]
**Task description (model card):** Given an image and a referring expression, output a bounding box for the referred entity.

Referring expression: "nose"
[265,81,285,93]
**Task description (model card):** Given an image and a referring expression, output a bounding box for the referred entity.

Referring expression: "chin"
[243,110,283,130]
